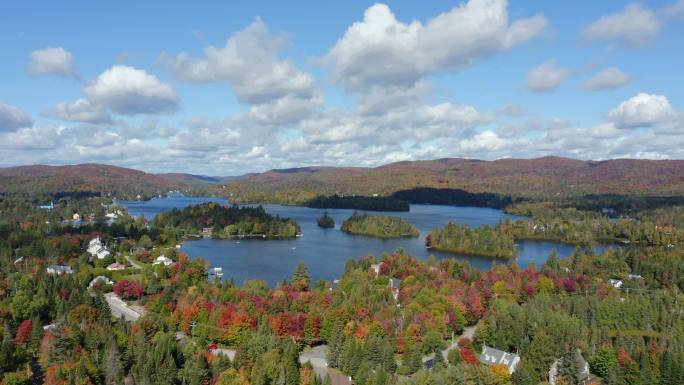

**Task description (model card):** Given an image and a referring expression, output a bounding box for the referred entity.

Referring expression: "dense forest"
[153,202,301,239]
[426,222,516,259]
[341,212,419,238]
[305,195,410,212]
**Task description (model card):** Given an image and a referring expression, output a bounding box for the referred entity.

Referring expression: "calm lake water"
[118,195,615,285]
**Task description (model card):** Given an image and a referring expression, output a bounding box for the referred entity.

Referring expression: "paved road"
[124,254,142,269]
[299,345,352,385]
[441,326,477,361]
[104,292,142,321]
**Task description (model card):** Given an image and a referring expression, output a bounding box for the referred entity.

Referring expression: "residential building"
[87,237,110,259]
[480,346,521,374]
[153,255,173,266]
[47,265,73,275]
[107,262,126,271]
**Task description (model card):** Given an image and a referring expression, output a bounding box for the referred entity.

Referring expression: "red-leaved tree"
[113,280,144,300]
[15,319,33,344]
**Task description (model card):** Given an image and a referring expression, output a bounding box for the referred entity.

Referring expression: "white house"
[153,255,173,266]
[87,237,110,260]
[480,346,521,374]
[370,263,381,277]
[609,279,623,288]
[47,265,73,275]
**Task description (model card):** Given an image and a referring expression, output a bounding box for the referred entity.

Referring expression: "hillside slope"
[0,164,183,199]
[223,157,684,203]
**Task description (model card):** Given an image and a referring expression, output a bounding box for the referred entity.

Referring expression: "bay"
[118,195,615,285]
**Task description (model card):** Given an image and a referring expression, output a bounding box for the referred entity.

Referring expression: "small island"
[341,212,419,238]
[305,194,410,211]
[153,202,301,239]
[317,211,335,228]
[426,221,515,259]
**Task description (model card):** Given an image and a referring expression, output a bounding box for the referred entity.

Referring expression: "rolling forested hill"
[0,164,188,200]
[223,157,684,204]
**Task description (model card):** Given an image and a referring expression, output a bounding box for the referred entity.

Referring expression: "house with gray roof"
[480,346,520,374]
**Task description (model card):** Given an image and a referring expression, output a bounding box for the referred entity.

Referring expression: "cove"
[118,195,616,286]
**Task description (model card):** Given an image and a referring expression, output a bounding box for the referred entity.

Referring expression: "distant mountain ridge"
[2,157,684,202]
[224,156,684,203]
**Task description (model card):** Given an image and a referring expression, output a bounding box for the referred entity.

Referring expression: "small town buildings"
[202,227,213,237]
[370,263,381,277]
[47,265,73,275]
[609,279,623,288]
[107,262,126,271]
[87,237,110,259]
[480,346,521,374]
[39,201,54,210]
[153,255,173,266]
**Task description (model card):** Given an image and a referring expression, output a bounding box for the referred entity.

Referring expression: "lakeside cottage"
[370,263,381,277]
[480,346,521,374]
[153,255,173,266]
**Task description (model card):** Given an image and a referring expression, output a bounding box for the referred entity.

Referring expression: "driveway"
[104,292,142,322]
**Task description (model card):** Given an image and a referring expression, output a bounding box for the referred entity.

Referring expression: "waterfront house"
[153,255,173,266]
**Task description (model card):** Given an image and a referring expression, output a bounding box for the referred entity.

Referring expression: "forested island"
[305,194,410,211]
[426,222,516,259]
[317,211,335,228]
[341,212,419,238]
[153,202,301,239]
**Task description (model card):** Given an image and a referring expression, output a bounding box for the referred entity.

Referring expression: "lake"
[118,195,615,285]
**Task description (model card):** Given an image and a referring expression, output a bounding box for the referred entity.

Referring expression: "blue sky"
[1,0,683,175]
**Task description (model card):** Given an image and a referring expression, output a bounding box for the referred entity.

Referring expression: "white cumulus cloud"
[582,3,661,46]
[322,0,547,91]
[0,101,33,131]
[26,47,77,78]
[83,65,178,115]
[525,60,570,92]
[584,67,632,91]
[160,18,319,124]
[608,93,679,128]
[43,99,113,124]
